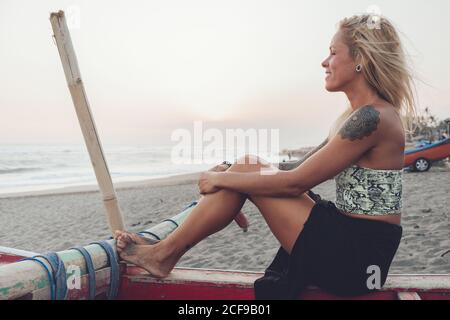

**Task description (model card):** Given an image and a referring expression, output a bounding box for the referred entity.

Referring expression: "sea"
[0,144,290,195]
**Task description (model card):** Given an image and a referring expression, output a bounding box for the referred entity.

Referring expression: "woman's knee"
[236,154,262,165]
[229,154,274,173]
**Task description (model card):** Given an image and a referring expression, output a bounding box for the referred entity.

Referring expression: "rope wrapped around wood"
[90,240,120,299]
[21,252,68,300]
[71,246,96,300]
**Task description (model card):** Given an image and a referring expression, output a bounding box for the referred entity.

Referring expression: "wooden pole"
[49,11,124,233]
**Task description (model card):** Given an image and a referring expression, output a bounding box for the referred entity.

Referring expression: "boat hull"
[1,248,449,300]
[118,265,450,301]
[404,138,450,168]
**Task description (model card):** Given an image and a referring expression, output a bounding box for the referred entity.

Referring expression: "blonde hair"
[327,14,418,140]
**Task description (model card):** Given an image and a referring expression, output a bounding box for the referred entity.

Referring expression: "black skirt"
[254,190,402,299]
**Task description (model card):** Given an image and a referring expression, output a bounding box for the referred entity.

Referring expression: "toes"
[124,233,133,241]
[115,232,137,253]
[116,236,124,245]
[118,234,131,244]
[115,231,160,253]
[114,230,128,241]
[116,239,125,248]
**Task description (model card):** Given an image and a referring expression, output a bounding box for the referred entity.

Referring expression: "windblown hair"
[327,14,418,140]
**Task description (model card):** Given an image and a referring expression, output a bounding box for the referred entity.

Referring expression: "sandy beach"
[0,164,449,275]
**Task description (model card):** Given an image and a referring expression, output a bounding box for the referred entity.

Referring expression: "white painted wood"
[397,292,422,300]
[0,246,38,258]
[0,241,115,300]
[127,267,260,287]
[126,268,450,291]
[49,10,124,233]
[384,274,450,290]
[31,267,112,300]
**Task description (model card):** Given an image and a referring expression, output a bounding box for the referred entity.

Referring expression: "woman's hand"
[208,162,232,172]
[201,161,249,231]
[198,171,221,195]
[198,162,230,194]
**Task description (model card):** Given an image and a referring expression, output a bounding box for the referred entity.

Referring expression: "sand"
[0,165,449,274]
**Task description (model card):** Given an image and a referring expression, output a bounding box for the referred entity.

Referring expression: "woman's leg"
[117,155,316,277]
[248,193,315,254]
[117,171,249,277]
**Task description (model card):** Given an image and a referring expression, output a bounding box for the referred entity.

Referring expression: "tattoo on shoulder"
[339,105,380,141]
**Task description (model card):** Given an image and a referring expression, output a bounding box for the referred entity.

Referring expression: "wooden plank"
[384,274,450,291]
[0,246,37,258]
[49,10,124,233]
[126,266,258,288]
[397,292,422,300]
[125,267,450,292]
[122,268,450,300]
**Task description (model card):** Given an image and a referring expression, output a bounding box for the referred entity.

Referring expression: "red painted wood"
[118,278,450,300]
[0,254,24,264]
[118,277,255,300]
[118,267,450,300]
[418,292,450,300]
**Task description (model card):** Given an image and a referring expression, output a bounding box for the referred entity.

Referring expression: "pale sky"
[1,0,449,149]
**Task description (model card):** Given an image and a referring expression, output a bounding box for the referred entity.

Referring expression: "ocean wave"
[0,167,42,174]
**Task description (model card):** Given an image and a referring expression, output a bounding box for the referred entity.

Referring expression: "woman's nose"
[321,57,328,68]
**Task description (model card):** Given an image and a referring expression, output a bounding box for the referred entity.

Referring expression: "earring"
[356,64,362,72]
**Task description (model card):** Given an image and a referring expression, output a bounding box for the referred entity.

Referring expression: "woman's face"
[321,30,359,92]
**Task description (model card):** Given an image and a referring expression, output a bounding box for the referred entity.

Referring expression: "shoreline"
[0,159,296,199]
[2,159,449,199]
[0,171,202,199]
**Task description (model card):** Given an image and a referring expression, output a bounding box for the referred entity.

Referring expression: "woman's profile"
[115,14,417,299]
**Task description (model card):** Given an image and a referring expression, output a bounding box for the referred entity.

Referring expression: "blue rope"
[137,231,161,240]
[71,246,96,300]
[162,218,179,228]
[37,253,68,300]
[137,201,197,240]
[21,252,67,300]
[21,257,55,300]
[183,201,198,211]
[90,241,119,300]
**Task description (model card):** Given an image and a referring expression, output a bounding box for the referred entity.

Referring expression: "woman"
[115,14,417,299]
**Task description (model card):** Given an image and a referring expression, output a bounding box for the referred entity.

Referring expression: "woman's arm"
[213,169,299,197]
[210,106,385,197]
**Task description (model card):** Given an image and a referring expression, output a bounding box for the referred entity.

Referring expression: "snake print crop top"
[335,164,403,215]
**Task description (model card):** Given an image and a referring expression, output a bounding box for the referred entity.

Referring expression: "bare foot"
[114,230,175,278]
[119,243,174,278]
[114,230,159,252]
